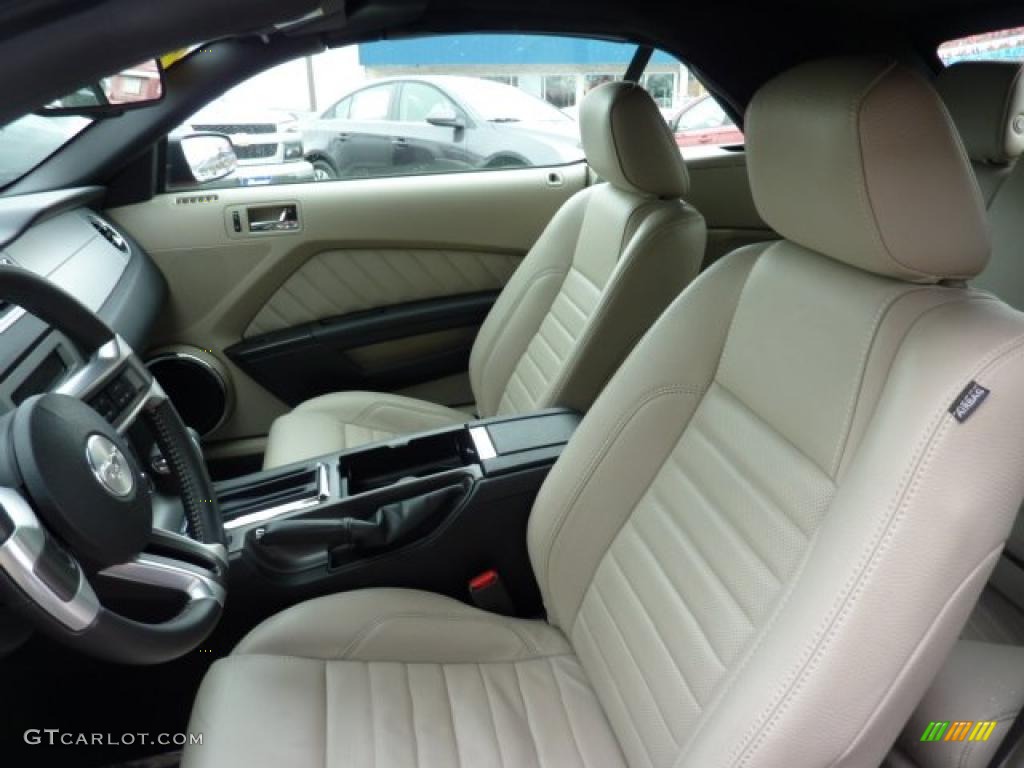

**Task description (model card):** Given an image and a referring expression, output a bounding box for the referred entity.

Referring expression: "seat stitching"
[440,664,463,768]
[575,609,657,768]
[828,285,934,478]
[322,661,328,768]
[624,518,742,670]
[632,509,755,629]
[607,546,710,702]
[658,456,784,586]
[476,266,569,413]
[544,214,703,407]
[406,664,421,768]
[367,662,377,768]
[512,660,545,768]
[542,385,705,621]
[731,336,1024,767]
[825,548,1007,768]
[714,378,833,477]
[336,612,546,660]
[518,352,547,402]
[590,581,681,749]
[547,657,587,768]
[476,664,505,768]
[849,62,933,281]
[689,419,810,540]
[543,301,577,345]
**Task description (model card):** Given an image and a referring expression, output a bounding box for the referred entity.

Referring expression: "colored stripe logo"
[920,721,998,742]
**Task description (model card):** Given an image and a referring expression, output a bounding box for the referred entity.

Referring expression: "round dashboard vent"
[88,216,130,255]
[146,352,229,436]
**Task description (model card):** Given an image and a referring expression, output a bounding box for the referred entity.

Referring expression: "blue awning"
[359,35,677,68]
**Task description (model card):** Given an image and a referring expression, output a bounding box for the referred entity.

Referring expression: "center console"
[215,409,579,618]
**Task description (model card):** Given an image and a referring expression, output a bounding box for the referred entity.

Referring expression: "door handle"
[246,204,299,233]
[391,137,408,145]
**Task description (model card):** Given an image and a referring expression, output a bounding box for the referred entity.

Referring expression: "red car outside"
[670,94,745,147]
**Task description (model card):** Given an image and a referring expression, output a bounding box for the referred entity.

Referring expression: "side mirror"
[167,133,238,187]
[425,106,465,129]
[39,60,165,116]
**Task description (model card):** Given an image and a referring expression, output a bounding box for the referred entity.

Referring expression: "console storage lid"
[469,409,580,476]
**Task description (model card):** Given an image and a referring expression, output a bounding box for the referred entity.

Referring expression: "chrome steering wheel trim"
[0,487,100,631]
[99,541,227,607]
[56,335,168,433]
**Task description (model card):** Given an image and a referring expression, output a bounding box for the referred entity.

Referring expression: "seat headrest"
[581,81,689,198]
[935,61,1024,165]
[746,56,990,282]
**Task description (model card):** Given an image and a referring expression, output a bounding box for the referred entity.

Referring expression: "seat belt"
[988,706,1024,767]
[624,45,653,83]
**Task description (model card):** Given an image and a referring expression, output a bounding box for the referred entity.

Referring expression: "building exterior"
[358,35,697,115]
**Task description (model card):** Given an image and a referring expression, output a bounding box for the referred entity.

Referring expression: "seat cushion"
[183,589,625,768]
[262,392,469,469]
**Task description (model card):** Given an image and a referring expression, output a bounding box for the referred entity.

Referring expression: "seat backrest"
[468,81,705,418]
[527,56,1024,767]
[935,61,1024,206]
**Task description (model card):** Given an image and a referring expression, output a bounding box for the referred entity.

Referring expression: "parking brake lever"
[256,484,466,552]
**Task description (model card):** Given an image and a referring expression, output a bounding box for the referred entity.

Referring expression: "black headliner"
[2,0,1024,137]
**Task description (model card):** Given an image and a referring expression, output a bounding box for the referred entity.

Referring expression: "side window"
[671,95,744,152]
[324,96,351,120]
[348,84,394,120]
[938,27,1024,64]
[166,34,711,189]
[398,83,458,123]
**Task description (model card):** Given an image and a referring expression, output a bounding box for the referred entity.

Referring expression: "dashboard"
[0,186,166,417]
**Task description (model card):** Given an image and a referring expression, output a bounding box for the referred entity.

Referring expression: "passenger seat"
[262,81,706,468]
[884,60,1024,768]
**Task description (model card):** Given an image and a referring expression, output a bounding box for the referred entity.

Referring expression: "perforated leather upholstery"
[185,57,1024,768]
[263,82,705,468]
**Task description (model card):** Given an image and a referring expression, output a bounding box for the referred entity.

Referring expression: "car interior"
[1,2,1024,768]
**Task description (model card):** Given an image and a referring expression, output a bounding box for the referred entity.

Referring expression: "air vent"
[174,193,219,205]
[87,216,129,255]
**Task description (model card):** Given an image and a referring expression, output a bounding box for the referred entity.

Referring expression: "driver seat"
[183,57,1024,768]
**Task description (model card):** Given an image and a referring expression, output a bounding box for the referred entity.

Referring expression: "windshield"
[0,113,91,186]
[448,78,574,122]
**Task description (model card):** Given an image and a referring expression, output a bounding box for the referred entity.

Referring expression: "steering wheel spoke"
[56,335,165,434]
[0,487,100,631]
[97,532,227,608]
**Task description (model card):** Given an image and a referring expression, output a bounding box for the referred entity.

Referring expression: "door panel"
[107,163,588,443]
[227,291,499,406]
[243,248,520,336]
[684,149,778,265]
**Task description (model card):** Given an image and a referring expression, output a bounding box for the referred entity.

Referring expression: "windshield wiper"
[488,117,521,123]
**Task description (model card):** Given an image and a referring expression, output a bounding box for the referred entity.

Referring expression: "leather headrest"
[935,61,1024,165]
[746,56,990,282]
[581,81,689,198]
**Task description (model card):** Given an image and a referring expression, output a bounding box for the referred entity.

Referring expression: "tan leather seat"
[883,61,1024,768]
[183,57,1024,768]
[262,81,706,469]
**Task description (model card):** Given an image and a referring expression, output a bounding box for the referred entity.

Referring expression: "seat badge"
[949,381,990,423]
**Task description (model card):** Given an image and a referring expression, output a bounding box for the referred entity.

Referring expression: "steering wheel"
[0,266,227,664]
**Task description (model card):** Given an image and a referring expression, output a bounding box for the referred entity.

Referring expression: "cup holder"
[341,431,474,495]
